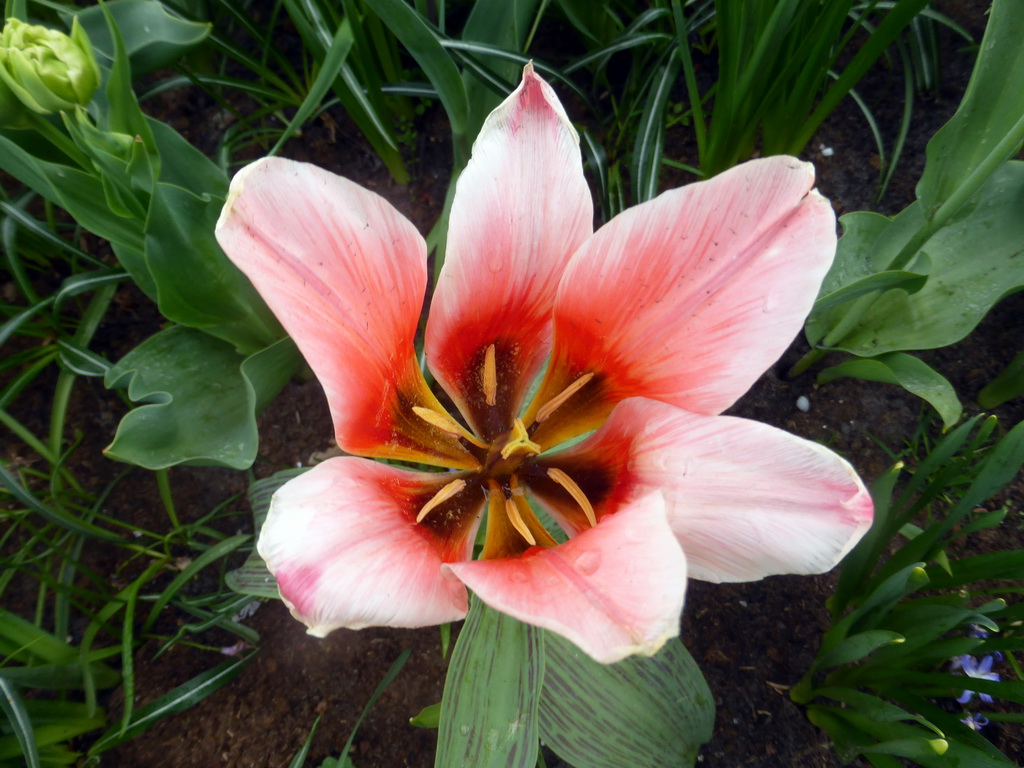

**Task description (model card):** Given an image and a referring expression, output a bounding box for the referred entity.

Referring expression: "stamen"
[412,406,488,449]
[416,478,467,523]
[535,373,594,424]
[504,496,536,545]
[500,418,542,459]
[546,467,597,528]
[483,344,497,406]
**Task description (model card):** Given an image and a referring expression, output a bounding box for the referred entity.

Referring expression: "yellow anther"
[412,406,488,449]
[546,467,597,528]
[504,496,536,546]
[416,478,467,523]
[500,418,542,460]
[535,373,594,423]
[483,344,497,406]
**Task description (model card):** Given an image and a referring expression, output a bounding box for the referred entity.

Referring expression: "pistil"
[499,418,542,460]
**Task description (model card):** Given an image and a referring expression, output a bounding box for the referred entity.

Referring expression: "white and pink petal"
[536,398,872,583]
[446,492,686,664]
[527,156,836,447]
[425,64,593,439]
[216,157,477,468]
[259,458,483,635]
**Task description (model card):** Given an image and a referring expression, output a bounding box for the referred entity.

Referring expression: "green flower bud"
[0,17,101,129]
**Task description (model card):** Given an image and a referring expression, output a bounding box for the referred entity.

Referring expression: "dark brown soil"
[4,2,1022,767]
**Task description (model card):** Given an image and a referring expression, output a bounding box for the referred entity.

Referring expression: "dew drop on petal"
[573,550,601,576]
[509,569,529,583]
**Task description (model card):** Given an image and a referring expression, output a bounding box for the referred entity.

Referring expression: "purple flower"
[951,654,1000,704]
[961,713,990,731]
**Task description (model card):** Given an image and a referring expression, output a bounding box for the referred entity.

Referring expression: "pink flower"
[215,64,872,663]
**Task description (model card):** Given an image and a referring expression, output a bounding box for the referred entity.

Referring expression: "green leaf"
[410,702,441,728]
[72,0,211,76]
[817,352,961,430]
[816,630,905,671]
[0,679,38,768]
[816,162,1024,357]
[104,327,298,469]
[539,635,713,768]
[147,118,226,198]
[435,599,541,768]
[270,16,354,158]
[361,0,468,135]
[142,535,249,633]
[0,135,145,256]
[0,662,120,691]
[97,0,157,164]
[0,464,123,544]
[813,267,929,313]
[339,650,411,764]
[144,182,280,353]
[810,688,942,736]
[87,652,256,756]
[632,49,680,203]
[916,0,1024,218]
[226,468,308,599]
[287,715,321,768]
[457,0,541,141]
[979,345,1024,408]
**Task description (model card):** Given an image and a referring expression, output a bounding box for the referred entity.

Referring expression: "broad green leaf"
[87,652,256,756]
[916,0,1024,217]
[73,0,211,76]
[104,327,298,469]
[97,1,157,165]
[806,209,925,346]
[144,182,280,353]
[0,135,145,257]
[814,162,1024,356]
[226,468,308,599]
[817,353,961,430]
[812,267,928,313]
[436,599,541,768]
[147,118,226,198]
[540,634,713,768]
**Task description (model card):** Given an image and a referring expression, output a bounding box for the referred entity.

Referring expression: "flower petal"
[525,156,836,447]
[535,398,872,583]
[259,458,483,635]
[425,64,593,440]
[445,493,686,663]
[216,157,478,468]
